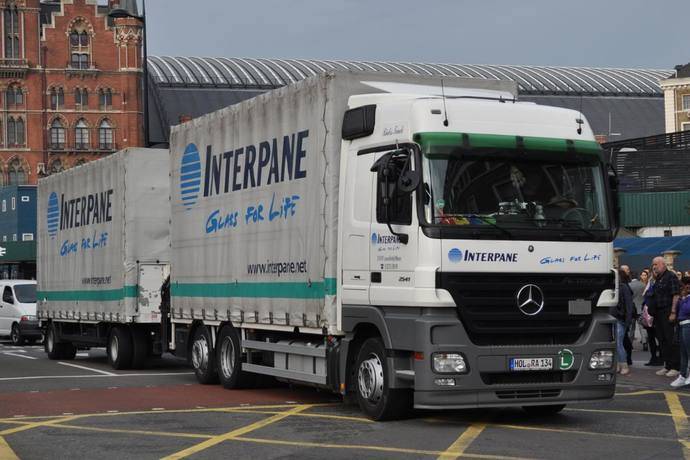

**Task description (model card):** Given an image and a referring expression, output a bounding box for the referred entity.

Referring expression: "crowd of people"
[612,258,690,388]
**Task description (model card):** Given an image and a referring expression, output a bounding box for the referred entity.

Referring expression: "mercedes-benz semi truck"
[167,71,620,420]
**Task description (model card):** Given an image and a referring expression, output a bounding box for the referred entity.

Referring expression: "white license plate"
[509,357,553,371]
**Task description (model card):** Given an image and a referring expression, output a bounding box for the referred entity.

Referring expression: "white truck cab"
[0,279,40,345]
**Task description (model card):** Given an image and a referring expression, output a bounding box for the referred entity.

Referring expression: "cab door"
[0,285,17,334]
[340,149,376,305]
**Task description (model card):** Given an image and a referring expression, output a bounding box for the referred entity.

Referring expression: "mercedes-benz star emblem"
[516,284,545,316]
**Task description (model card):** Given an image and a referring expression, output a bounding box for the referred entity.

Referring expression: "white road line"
[0,372,194,381]
[3,352,38,360]
[58,362,117,376]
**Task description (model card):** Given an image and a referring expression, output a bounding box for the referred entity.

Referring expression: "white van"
[0,280,41,345]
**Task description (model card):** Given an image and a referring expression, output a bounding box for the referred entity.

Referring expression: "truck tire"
[130,326,151,369]
[354,337,411,421]
[45,324,61,359]
[191,326,218,384]
[10,323,25,346]
[108,326,133,370]
[522,404,566,416]
[216,324,252,389]
[60,343,77,360]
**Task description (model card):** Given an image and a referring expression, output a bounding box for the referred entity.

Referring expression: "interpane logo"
[47,192,59,239]
[180,143,202,210]
[448,248,463,263]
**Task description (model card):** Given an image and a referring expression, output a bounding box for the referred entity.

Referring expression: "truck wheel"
[522,404,566,416]
[130,326,151,369]
[108,326,133,370]
[10,323,25,346]
[45,323,62,359]
[60,343,77,360]
[191,326,218,384]
[354,337,411,421]
[216,324,252,389]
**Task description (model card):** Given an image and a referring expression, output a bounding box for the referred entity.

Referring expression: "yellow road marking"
[437,422,488,460]
[0,415,80,436]
[234,436,531,459]
[615,390,664,397]
[491,422,677,442]
[664,391,690,459]
[52,423,212,440]
[225,408,373,423]
[565,407,684,418]
[0,436,19,460]
[0,403,337,424]
[160,404,312,460]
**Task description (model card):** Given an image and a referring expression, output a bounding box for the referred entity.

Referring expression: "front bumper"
[403,309,616,409]
[18,320,43,339]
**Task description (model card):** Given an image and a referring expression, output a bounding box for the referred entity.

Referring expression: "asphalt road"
[0,339,688,460]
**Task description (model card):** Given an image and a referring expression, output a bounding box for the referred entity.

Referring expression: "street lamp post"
[109,0,149,147]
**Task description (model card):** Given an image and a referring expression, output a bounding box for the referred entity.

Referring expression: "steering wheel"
[561,207,594,229]
[547,195,578,208]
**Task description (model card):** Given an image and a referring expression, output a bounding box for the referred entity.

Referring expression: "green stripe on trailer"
[171,278,337,299]
[37,285,139,301]
[414,132,602,154]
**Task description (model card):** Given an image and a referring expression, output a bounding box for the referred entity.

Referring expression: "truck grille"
[436,272,614,346]
[495,389,562,399]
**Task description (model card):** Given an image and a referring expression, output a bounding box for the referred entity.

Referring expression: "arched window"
[75,119,89,150]
[75,88,88,109]
[49,159,65,174]
[69,25,90,69]
[6,116,23,146]
[16,117,24,146]
[99,88,112,110]
[3,6,20,60]
[50,119,65,150]
[50,87,64,110]
[99,119,113,150]
[7,158,26,185]
[6,84,22,106]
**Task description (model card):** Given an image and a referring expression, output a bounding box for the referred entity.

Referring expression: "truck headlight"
[589,350,614,370]
[432,353,468,374]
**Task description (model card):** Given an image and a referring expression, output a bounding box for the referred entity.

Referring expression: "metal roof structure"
[147,57,671,145]
[147,57,669,96]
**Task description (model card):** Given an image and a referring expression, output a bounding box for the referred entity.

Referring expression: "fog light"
[589,350,614,370]
[432,353,467,374]
[435,378,456,386]
[597,373,613,382]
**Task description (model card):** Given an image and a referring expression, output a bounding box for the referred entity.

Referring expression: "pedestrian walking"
[651,257,681,377]
[640,269,662,365]
[622,265,639,365]
[670,277,690,388]
[612,268,634,376]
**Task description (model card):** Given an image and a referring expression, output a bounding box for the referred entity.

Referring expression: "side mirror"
[607,164,620,235]
[370,149,416,244]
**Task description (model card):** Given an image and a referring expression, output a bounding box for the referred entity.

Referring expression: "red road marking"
[0,385,335,417]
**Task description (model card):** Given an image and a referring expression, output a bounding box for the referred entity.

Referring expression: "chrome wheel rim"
[358,353,384,403]
[110,335,119,362]
[219,336,236,379]
[192,335,209,372]
[46,329,54,352]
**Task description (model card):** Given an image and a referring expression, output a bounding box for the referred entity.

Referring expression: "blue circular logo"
[448,248,463,263]
[371,233,378,245]
[180,143,202,210]
[47,192,59,239]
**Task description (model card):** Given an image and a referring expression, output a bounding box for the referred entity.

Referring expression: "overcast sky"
[142,0,688,70]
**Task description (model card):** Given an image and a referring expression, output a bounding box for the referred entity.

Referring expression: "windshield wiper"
[465,214,513,238]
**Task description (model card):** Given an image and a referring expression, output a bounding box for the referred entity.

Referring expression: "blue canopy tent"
[614,236,690,274]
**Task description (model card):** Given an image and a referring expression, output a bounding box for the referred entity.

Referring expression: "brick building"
[0,0,143,186]
[660,62,690,133]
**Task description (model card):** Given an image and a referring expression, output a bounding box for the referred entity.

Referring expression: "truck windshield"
[14,284,36,303]
[421,139,610,233]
